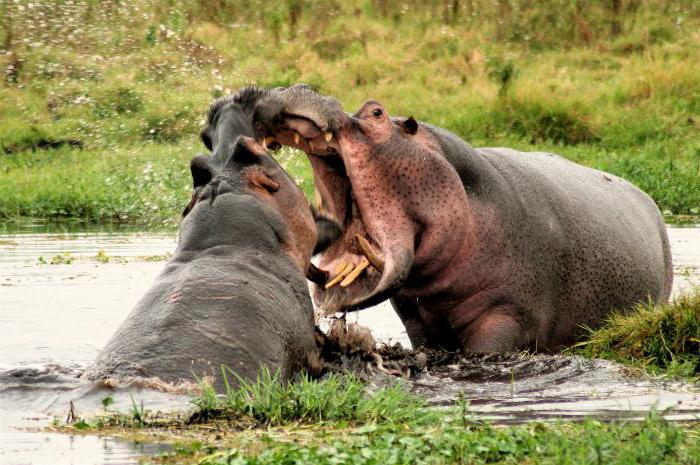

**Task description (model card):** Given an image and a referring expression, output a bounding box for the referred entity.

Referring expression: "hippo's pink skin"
[257,92,673,352]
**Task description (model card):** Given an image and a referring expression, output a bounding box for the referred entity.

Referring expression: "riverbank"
[54,371,700,465]
[2,1,699,225]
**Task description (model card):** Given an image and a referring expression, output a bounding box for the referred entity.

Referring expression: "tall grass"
[577,292,700,377]
[1,1,699,224]
[191,367,435,427]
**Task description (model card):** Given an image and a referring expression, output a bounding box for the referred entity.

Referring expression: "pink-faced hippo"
[252,85,673,353]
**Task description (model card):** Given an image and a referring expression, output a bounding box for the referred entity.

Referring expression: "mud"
[317,321,700,423]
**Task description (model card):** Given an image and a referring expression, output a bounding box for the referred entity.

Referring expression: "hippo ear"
[227,137,261,166]
[190,154,213,188]
[200,126,213,151]
[400,117,419,136]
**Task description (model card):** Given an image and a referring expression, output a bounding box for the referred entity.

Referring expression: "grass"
[58,372,700,465]
[186,413,700,465]
[1,1,699,226]
[577,292,700,377]
[192,368,435,427]
[66,369,436,430]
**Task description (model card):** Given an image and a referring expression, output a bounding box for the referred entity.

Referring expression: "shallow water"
[0,227,698,463]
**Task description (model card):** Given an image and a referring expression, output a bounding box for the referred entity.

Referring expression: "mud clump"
[315,320,578,382]
[315,320,379,378]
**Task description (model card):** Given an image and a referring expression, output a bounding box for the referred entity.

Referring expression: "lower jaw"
[312,280,377,314]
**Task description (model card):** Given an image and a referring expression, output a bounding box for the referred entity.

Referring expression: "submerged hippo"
[87,88,344,387]
[86,138,325,387]
[251,85,673,353]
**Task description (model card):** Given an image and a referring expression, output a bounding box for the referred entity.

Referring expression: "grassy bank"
[577,292,700,377]
[61,372,700,465]
[1,1,699,226]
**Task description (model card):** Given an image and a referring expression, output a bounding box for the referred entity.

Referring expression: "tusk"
[325,262,355,289]
[306,263,329,285]
[333,261,348,275]
[324,131,333,142]
[314,188,324,213]
[308,139,315,152]
[293,132,300,144]
[355,235,385,271]
[340,257,369,287]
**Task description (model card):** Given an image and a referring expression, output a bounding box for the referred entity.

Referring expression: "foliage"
[1,1,699,225]
[577,292,700,377]
[173,411,700,465]
[190,367,435,427]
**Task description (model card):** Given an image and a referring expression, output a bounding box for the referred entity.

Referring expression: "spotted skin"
[256,92,672,353]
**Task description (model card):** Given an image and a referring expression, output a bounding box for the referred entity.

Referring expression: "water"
[0,226,698,463]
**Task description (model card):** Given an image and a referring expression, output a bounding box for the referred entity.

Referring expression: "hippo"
[87,90,342,387]
[85,138,325,387]
[250,85,673,353]
[197,86,342,255]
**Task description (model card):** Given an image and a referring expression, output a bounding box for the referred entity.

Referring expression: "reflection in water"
[0,431,171,465]
[0,227,698,463]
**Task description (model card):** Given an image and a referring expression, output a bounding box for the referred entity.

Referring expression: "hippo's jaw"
[259,121,416,313]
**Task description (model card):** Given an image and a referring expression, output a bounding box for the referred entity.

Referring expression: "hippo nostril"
[372,109,382,118]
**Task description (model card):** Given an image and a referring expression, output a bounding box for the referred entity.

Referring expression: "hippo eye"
[372,108,382,118]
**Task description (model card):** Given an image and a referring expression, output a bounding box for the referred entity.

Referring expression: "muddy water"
[0,226,698,463]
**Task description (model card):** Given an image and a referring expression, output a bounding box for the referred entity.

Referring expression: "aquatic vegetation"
[577,292,700,377]
[58,372,699,464]
[190,368,435,427]
[190,412,699,465]
[37,252,73,265]
[103,409,700,465]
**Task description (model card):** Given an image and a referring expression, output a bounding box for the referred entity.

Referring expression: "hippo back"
[471,147,671,346]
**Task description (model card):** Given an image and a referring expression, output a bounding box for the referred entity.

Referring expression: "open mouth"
[258,120,391,313]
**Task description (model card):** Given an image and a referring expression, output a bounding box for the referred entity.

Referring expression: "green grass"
[59,368,699,465]
[576,292,700,377]
[193,368,434,427]
[66,370,435,431]
[1,1,699,225]
[187,413,700,465]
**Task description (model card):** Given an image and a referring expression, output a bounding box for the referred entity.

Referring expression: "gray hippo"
[87,88,343,388]
[251,85,673,353]
[196,86,342,256]
[86,138,322,387]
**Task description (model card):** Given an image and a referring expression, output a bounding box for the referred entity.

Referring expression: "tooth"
[293,132,300,144]
[325,262,355,289]
[355,235,385,271]
[261,138,267,149]
[340,257,369,287]
[308,140,315,152]
[314,188,324,213]
[333,261,348,275]
[324,131,333,142]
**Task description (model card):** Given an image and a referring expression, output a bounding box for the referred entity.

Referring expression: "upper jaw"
[254,85,352,156]
[252,85,413,311]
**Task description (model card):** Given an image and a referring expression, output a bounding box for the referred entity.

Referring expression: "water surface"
[0,226,698,463]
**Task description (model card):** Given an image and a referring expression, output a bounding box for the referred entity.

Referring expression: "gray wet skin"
[255,86,673,353]
[87,89,345,388]
[86,140,323,388]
